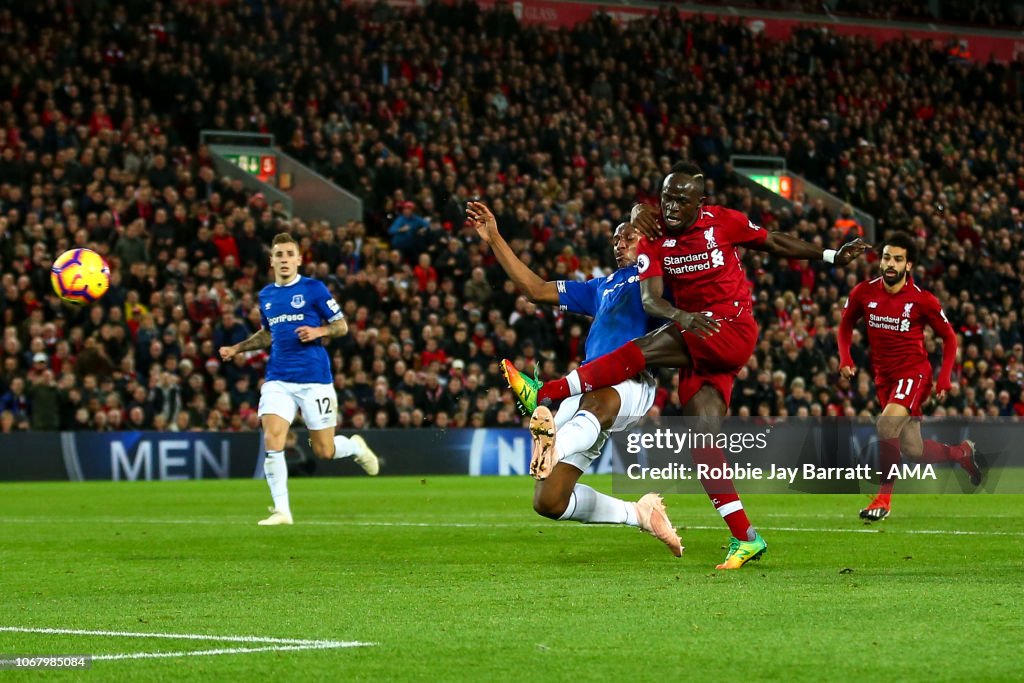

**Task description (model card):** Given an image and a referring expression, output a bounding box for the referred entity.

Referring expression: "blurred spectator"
[389,202,430,262]
[27,370,60,431]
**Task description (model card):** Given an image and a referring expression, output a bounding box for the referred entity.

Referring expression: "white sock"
[554,410,601,461]
[332,435,359,459]
[558,483,639,526]
[566,370,582,395]
[264,450,290,515]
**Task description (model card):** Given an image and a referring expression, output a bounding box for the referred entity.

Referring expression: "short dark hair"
[882,231,917,264]
[668,161,705,195]
[670,160,704,176]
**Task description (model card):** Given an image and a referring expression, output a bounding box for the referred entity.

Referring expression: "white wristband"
[823,249,837,264]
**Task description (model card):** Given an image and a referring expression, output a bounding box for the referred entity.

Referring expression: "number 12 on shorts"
[315,397,333,415]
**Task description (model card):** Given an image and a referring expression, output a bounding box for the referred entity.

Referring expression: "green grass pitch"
[2,476,1022,681]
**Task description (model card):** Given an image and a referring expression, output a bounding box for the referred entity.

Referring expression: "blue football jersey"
[557,266,657,362]
[259,276,344,384]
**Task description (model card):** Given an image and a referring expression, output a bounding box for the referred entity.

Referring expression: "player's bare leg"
[863,405,912,522]
[259,413,294,525]
[683,386,766,569]
[531,389,682,557]
[635,322,694,365]
[309,426,379,475]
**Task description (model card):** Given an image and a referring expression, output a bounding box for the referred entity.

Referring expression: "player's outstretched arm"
[466,201,559,305]
[220,328,271,360]
[760,232,871,266]
[640,276,719,339]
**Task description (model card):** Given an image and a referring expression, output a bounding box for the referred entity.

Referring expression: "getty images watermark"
[609,417,1016,495]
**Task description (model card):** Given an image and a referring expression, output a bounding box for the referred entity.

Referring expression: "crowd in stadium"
[1,0,1023,433]
[739,0,1020,27]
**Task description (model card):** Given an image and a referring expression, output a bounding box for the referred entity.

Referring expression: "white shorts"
[554,372,657,472]
[258,380,337,431]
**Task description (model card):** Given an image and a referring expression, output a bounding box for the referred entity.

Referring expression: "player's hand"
[674,310,720,339]
[465,201,498,244]
[835,238,872,266]
[296,326,325,343]
[936,390,948,402]
[631,203,662,238]
[839,365,856,379]
[219,345,238,361]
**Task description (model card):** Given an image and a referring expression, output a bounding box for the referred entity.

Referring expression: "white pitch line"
[0,627,370,648]
[0,627,374,663]
[92,644,366,661]
[3,517,1022,536]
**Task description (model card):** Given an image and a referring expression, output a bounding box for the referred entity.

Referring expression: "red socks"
[877,436,901,501]
[692,447,755,541]
[919,440,964,463]
[538,340,647,404]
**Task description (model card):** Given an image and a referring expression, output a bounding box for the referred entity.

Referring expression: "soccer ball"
[51,248,111,305]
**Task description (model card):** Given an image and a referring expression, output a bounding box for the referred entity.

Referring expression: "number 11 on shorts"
[894,378,915,400]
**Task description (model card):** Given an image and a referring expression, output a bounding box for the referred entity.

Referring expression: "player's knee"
[877,418,903,441]
[689,386,726,428]
[579,396,616,430]
[533,491,568,519]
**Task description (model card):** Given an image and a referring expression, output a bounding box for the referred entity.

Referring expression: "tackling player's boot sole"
[528,406,556,480]
[959,440,984,486]
[635,493,683,557]
[258,507,293,526]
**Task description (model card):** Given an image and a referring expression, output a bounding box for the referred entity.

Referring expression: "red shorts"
[675,308,758,408]
[876,369,932,417]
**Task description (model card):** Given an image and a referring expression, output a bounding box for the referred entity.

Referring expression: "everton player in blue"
[219,233,379,526]
[466,202,683,556]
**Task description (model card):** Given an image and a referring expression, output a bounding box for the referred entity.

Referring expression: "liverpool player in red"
[838,231,982,521]
[504,161,869,568]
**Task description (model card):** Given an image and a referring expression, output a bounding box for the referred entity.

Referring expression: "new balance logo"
[663,239,676,247]
[867,302,878,309]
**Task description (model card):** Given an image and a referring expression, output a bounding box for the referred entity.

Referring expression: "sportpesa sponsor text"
[268,313,306,326]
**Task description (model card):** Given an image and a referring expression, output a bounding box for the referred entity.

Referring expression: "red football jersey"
[838,276,958,390]
[637,205,768,315]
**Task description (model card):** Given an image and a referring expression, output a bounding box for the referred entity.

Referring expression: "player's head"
[270,232,301,283]
[880,232,916,287]
[612,221,640,268]
[660,161,706,231]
